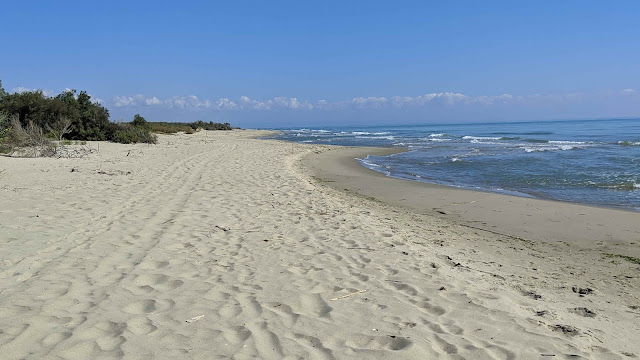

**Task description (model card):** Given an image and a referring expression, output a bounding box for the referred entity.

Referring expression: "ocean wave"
[358,159,382,168]
[462,136,501,140]
[350,131,391,136]
[491,131,554,135]
[522,145,584,152]
[355,135,396,140]
[618,141,640,146]
[548,140,588,145]
[429,133,448,137]
[427,138,452,142]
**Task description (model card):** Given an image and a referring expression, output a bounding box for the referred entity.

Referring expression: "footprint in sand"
[413,300,446,316]
[123,299,174,314]
[345,334,412,351]
[298,293,332,318]
[123,299,157,314]
[134,273,184,292]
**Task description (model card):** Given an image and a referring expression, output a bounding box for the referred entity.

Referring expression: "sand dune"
[0,130,638,359]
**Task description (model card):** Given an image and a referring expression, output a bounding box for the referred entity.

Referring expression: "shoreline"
[302,144,640,256]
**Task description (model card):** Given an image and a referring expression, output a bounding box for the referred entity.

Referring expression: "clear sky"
[1,1,639,127]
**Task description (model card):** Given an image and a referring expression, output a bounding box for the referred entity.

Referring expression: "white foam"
[355,136,395,140]
[463,136,501,141]
[360,160,382,168]
[522,145,581,152]
[429,133,446,137]
[428,138,452,142]
[548,140,587,145]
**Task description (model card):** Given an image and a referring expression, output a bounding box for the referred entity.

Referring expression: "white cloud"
[215,98,238,110]
[145,96,162,105]
[234,96,313,110]
[113,95,141,107]
[165,95,211,109]
[622,88,637,94]
[11,87,56,97]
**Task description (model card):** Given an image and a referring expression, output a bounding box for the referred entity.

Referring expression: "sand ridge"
[0,130,638,359]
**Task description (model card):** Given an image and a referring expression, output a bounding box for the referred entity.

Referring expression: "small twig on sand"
[331,290,366,301]
[215,225,230,232]
[347,247,375,251]
[185,315,205,323]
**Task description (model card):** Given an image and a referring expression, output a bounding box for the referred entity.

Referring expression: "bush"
[0,89,112,141]
[147,122,194,134]
[1,117,57,157]
[0,80,236,149]
[0,112,11,153]
[190,120,233,130]
[112,125,157,144]
[144,120,234,134]
[131,114,150,130]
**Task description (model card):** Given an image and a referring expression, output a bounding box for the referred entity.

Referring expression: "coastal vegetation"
[0,80,234,156]
[147,120,234,134]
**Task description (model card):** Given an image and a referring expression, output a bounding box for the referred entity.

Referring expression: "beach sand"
[0,130,638,359]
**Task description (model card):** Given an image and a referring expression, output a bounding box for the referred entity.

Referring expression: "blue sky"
[1,1,639,127]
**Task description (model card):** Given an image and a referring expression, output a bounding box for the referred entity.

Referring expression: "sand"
[0,130,638,359]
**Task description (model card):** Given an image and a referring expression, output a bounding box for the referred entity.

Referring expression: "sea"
[268,118,640,211]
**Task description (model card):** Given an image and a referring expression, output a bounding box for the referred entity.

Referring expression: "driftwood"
[185,315,205,323]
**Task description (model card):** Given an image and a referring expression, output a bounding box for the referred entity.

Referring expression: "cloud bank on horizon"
[108,90,640,112]
[13,86,639,111]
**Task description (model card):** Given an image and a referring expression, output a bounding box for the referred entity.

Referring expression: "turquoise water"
[270,118,640,211]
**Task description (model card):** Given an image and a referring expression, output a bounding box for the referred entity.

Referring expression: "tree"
[0,88,112,141]
[131,114,149,129]
[0,80,6,98]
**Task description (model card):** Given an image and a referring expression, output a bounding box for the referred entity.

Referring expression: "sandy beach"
[1,130,638,359]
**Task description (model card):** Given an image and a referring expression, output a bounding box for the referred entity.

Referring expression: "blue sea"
[269,118,640,211]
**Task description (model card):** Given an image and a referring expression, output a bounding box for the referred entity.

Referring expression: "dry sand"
[0,130,638,359]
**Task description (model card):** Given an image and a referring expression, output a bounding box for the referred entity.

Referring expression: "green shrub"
[0,89,112,141]
[131,114,150,130]
[189,120,233,130]
[112,125,157,144]
[147,122,193,134]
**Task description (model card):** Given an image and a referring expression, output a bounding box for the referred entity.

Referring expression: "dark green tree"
[0,88,113,141]
[0,80,6,98]
[131,114,149,129]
